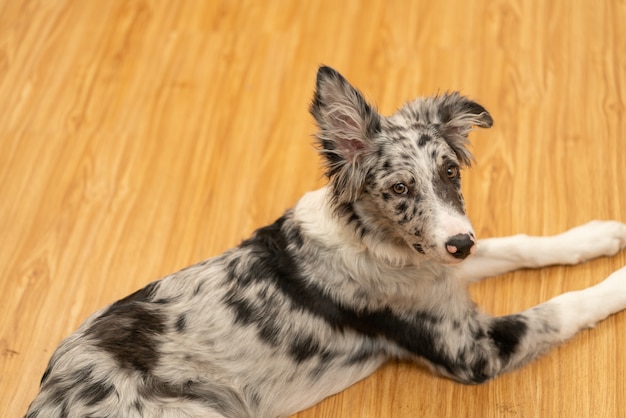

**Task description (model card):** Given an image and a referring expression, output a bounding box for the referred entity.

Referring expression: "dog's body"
[27,67,626,418]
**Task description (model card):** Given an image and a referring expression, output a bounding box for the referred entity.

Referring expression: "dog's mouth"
[412,243,426,254]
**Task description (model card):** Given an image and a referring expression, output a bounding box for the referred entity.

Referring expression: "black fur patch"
[433,163,464,213]
[77,379,116,406]
[224,285,282,348]
[289,334,327,363]
[395,201,409,214]
[138,376,250,417]
[488,316,528,360]
[413,243,425,254]
[468,356,490,383]
[337,202,369,238]
[257,321,281,346]
[344,346,376,365]
[418,133,432,146]
[132,400,144,414]
[38,366,95,407]
[118,281,160,304]
[88,282,166,375]
[225,295,256,325]
[40,365,52,386]
[193,282,204,296]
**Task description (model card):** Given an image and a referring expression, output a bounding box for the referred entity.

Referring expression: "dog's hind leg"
[456,220,626,282]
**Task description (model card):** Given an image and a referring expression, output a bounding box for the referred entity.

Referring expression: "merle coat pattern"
[27,66,626,418]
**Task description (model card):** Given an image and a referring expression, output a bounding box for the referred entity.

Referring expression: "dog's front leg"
[423,265,626,384]
[456,220,626,282]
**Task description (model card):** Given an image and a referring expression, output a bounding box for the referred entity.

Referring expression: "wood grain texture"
[1,0,624,416]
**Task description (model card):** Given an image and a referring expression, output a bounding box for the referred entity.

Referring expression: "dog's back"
[26,209,400,418]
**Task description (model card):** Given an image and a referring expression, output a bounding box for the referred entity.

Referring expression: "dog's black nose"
[445,234,475,260]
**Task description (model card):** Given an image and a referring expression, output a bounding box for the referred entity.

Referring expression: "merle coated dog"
[27,66,626,418]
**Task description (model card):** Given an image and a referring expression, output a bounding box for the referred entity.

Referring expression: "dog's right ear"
[310,66,381,203]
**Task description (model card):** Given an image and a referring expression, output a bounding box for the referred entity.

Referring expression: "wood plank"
[1,0,624,416]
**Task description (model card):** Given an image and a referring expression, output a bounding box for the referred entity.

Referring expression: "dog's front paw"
[592,265,626,315]
[554,220,626,264]
[554,265,626,335]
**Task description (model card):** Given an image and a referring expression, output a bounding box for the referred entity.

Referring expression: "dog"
[26,66,626,418]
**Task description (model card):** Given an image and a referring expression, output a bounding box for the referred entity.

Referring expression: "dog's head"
[310,66,492,264]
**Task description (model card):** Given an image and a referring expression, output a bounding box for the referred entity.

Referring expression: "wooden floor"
[1,0,625,416]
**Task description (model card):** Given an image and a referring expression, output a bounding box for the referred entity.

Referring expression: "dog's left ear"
[310,66,381,203]
[438,93,493,166]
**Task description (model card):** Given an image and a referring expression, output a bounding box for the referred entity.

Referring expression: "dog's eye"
[392,183,409,195]
[446,165,460,179]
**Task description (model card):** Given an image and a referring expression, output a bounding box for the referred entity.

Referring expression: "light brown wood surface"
[1,0,625,417]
